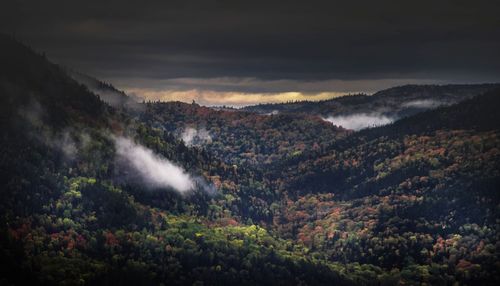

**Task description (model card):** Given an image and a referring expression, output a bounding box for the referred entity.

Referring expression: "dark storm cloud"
[1,0,499,92]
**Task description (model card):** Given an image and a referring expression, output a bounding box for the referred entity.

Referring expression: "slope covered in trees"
[141,102,348,166]
[1,34,499,285]
[0,35,358,285]
[242,84,500,127]
[262,89,500,284]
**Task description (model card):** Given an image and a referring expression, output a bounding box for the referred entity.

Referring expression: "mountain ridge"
[241,84,500,125]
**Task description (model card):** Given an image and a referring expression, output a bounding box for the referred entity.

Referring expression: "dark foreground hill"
[1,34,499,285]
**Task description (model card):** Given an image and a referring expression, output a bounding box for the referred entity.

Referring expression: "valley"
[1,35,499,285]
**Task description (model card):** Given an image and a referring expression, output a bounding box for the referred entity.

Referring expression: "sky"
[1,0,499,106]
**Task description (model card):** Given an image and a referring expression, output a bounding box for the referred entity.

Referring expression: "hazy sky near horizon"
[1,0,499,105]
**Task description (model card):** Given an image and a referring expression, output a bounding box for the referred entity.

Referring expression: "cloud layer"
[181,127,212,146]
[2,0,498,103]
[401,99,446,109]
[323,114,394,131]
[114,136,194,193]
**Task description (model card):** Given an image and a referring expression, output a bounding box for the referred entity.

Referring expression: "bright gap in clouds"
[125,89,347,107]
[113,77,451,107]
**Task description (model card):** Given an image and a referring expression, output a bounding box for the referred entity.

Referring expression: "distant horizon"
[119,81,500,108]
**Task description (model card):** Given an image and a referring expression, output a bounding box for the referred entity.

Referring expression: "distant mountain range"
[1,34,499,285]
[242,84,500,130]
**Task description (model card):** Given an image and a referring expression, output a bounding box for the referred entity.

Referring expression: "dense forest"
[1,35,499,285]
[242,84,500,118]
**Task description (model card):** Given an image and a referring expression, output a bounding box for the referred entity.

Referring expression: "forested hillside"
[242,84,500,130]
[266,92,500,283]
[1,35,499,285]
[141,102,348,166]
